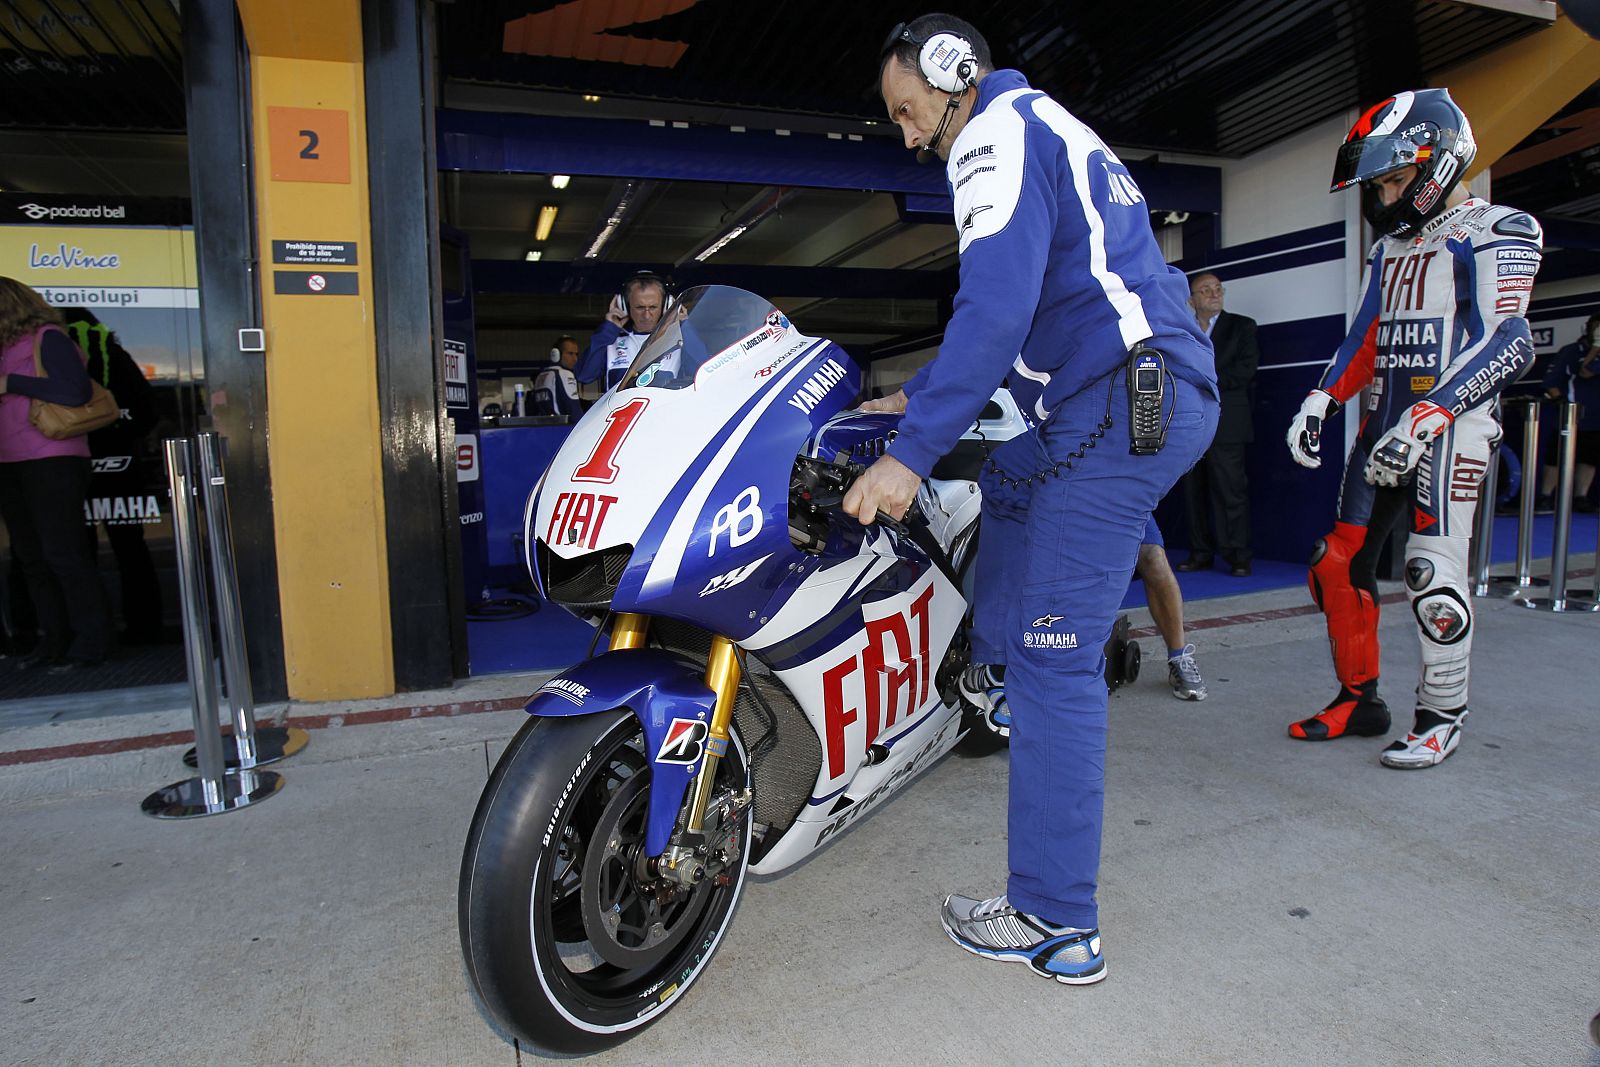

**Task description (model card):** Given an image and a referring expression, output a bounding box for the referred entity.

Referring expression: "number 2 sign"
[267,106,351,184]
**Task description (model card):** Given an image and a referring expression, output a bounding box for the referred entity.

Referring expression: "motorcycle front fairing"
[524,287,869,857]
[608,346,860,638]
[530,290,860,640]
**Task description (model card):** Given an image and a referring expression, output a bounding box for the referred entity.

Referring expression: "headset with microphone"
[881,23,978,164]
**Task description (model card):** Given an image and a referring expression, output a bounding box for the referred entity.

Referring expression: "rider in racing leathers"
[1286,88,1542,769]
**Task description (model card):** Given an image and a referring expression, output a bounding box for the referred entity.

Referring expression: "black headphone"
[617,271,674,319]
[881,23,977,93]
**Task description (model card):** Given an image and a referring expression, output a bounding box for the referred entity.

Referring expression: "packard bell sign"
[15,202,129,222]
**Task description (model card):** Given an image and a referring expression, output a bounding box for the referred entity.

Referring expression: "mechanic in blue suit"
[845,14,1218,985]
[577,272,670,391]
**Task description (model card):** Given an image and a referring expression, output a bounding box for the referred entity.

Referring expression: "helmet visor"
[1330,133,1430,192]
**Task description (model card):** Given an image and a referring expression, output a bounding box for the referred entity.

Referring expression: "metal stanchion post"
[1517,403,1599,613]
[1490,398,1547,595]
[181,432,308,770]
[141,438,284,818]
[1470,440,1500,596]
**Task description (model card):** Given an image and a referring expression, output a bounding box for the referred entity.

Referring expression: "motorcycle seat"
[930,439,990,483]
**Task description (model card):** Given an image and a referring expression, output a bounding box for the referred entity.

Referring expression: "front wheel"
[458,711,751,1055]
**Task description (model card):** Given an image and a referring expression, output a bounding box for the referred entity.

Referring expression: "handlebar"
[789,454,919,553]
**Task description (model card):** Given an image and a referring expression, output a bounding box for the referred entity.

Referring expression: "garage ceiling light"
[584,179,647,260]
[551,174,571,189]
[693,225,746,262]
[534,204,559,242]
[525,250,542,262]
[684,186,798,265]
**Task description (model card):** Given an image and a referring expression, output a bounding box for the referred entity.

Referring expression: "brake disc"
[579,772,707,970]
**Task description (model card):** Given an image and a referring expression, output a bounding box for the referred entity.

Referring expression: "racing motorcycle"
[457,286,1125,1054]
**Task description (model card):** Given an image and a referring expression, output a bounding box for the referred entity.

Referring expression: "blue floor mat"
[1486,510,1596,566]
[1120,556,1304,609]
[1122,511,1597,611]
[467,594,596,676]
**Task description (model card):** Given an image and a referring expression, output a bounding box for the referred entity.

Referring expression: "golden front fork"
[608,612,651,651]
[684,635,742,840]
[608,616,742,876]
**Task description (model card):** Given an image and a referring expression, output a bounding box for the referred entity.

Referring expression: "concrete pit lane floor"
[1,558,1597,1066]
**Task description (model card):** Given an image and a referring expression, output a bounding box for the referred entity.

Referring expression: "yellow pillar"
[235,0,393,699]
[1439,13,1600,178]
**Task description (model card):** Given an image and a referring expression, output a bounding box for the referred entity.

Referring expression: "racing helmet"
[1331,89,1476,238]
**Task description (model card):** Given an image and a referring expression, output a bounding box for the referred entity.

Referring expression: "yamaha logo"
[1023,630,1078,649]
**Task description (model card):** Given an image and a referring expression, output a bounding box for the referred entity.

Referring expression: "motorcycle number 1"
[573,397,649,483]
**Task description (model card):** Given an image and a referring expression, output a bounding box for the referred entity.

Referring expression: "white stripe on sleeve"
[1028,95,1152,349]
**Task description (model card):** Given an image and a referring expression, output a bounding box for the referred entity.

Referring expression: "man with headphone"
[577,271,670,391]
[845,13,1219,986]
[530,335,583,419]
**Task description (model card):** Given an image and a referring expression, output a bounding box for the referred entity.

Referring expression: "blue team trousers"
[971,374,1216,929]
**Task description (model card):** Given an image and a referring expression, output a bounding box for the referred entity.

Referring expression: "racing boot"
[1288,680,1390,741]
[1379,707,1467,769]
[959,663,1010,740]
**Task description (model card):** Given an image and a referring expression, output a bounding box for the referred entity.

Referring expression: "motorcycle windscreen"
[618,285,805,391]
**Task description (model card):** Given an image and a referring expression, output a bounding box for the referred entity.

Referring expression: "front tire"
[459,711,751,1054]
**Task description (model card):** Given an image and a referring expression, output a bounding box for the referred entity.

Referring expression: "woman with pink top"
[0,278,110,671]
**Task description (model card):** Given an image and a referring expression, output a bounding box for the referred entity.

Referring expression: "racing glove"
[1363,401,1453,487]
[1286,390,1336,469]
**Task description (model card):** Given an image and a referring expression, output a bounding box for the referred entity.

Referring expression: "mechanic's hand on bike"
[858,389,908,414]
[843,454,919,525]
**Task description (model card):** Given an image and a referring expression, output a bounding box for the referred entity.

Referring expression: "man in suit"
[1178,273,1259,576]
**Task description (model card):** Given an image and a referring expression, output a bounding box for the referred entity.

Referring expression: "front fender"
[527,649,718,856]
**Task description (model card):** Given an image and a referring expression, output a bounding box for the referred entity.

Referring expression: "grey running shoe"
[940,893,1106,985]
[1167,644,1207,701]
[958,664,1010,739]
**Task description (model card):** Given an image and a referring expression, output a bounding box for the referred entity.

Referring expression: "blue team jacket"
[891,69,1216,478]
